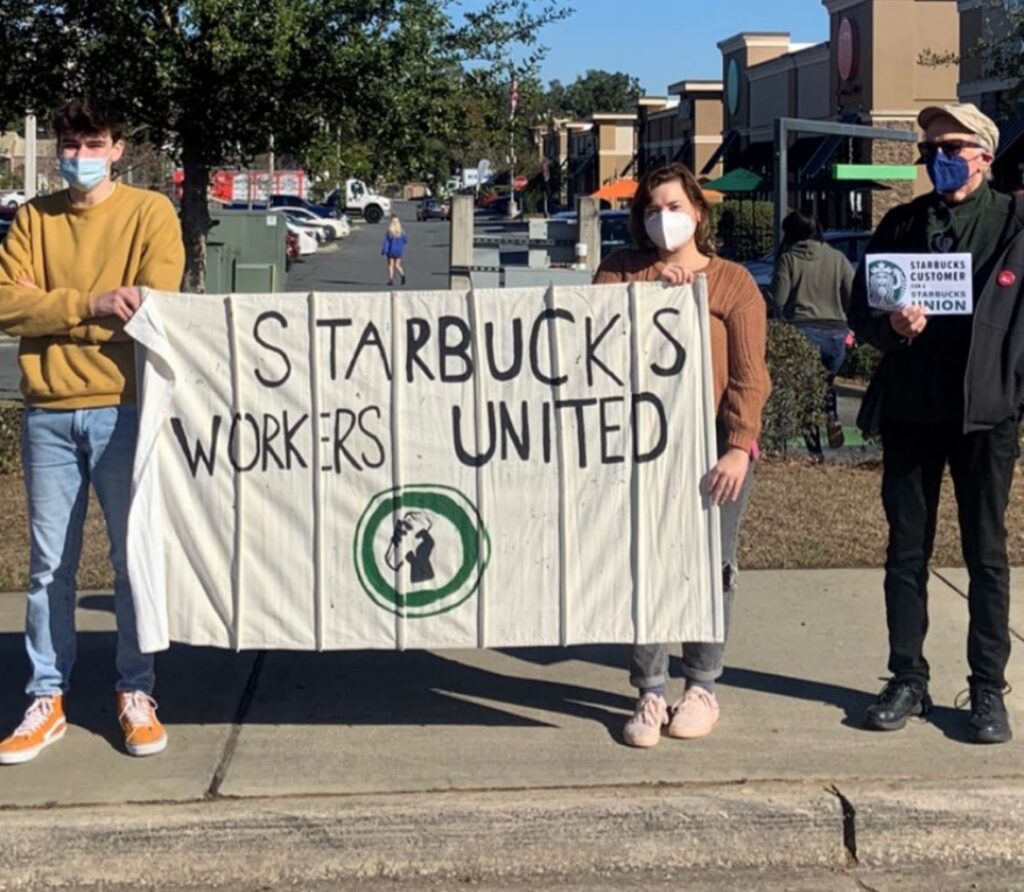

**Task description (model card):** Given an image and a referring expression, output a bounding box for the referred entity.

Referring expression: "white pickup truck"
[325,179,391,224]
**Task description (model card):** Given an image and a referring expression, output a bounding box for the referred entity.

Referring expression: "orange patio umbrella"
[591,179,638,201]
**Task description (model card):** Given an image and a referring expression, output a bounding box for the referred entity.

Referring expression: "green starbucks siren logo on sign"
[867,259,908,309]
[354,485,490,617]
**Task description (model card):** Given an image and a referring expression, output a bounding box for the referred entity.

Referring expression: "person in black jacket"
[849,103,1024,744]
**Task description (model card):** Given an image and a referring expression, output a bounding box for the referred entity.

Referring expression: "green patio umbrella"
[703,167,766,193]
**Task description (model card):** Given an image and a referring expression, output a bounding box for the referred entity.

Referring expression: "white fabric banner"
[125,282,722,653]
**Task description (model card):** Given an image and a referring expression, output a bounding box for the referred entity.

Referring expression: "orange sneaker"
[117,691,167,757]
[0,695,67,765]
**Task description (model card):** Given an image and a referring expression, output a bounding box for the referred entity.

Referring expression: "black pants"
[881,416,1018,689]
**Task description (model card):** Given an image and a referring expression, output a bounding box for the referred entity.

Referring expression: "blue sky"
[464,0,830,93]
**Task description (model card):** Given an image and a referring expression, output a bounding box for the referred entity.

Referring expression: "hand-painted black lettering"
[171,415,220,477]
[261,413,283,470]
[555,398,598,468]
[345,322,392,381]
[406,317,435,382]
[227,413,261,472]
[651,308,686,377]
[632,392,667,462]
[358,405,386,468]
[541,401,553,463]
[439,315,473,383]
[282,411,309,469]
[598,396,626,464]
[452,403,496,467]
[586,315,624,387]
[253,311,292,388]
[499,401,530,460]
[484,318,523,381]
[315,318,352,381]
[332,409,362,471]
[529,308,573,386]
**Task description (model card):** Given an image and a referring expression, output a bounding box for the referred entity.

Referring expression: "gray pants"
[627,433,753,690]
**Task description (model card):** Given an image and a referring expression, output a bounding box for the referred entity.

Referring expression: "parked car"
[744,229,872,288]
[0,207,15,240]
[550,209,632,259]
[416,197,450,221]
[285,230,300,270]
[284,210,333,243]
[285,221,318,255]
[283,205,349,239]
[0,190,26,209]
[268,193,341,220]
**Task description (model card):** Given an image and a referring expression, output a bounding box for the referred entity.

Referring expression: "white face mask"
[644,210,697,252]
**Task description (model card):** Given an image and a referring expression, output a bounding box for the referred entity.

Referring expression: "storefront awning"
[702,167,765,192]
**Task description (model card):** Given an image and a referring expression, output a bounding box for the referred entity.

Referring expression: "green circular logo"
[353,485,490,617]
[868,260,908,309]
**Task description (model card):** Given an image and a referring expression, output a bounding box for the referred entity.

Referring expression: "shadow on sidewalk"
[502,648,970,741]
[0,635,635,745]
[1,633,971,746]
[244,648,634,742]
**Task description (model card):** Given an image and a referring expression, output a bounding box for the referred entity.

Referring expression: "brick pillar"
[865,119,918,228]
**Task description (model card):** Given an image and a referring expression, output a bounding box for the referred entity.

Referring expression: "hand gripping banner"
[125,281,722,652]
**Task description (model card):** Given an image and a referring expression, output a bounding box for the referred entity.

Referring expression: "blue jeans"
[795,324,847,454]
[795,324,847,378]
[23,405,154,697]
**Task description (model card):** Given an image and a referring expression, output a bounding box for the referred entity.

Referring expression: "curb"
[2,779,1023,888]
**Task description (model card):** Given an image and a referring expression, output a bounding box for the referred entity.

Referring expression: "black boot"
[401,272,407,286]
[967,686,1012,744]
[864,678,932,731]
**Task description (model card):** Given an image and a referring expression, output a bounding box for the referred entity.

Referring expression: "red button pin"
[998,269,1017,287]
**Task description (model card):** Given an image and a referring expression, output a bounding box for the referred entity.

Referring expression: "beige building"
[823,0,960,219]
[639,81,724,179]
[532,118,573,206]
[957,0,1024,190]
[563,112,637,207]
[711,2,959,226]
[0,131,60,194]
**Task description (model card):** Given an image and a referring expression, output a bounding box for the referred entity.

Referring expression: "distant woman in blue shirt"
[381,214,409,286]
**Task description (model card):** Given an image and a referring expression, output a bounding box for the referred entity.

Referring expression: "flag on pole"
[509,75,519,119]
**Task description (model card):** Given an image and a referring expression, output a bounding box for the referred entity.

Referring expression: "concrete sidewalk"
[1,568,1022,889]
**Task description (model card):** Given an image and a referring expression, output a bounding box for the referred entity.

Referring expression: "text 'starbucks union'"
[170,305,690,477]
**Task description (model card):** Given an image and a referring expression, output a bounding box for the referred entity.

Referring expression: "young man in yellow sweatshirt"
[0,99,185,764]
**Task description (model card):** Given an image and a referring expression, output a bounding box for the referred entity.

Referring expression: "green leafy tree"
[0,1,571,291]
[920,0,1024,101]
[454,68,548,178]
[555,69,643,120]
[0,1,72,129]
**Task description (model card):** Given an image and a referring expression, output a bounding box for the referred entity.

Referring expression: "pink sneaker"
[623,693,668,748]
[668,687,720,739]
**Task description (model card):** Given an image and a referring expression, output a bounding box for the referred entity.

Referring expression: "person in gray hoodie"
[766,210,854,456]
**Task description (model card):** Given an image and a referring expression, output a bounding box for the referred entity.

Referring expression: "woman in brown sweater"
[593,162,770,747]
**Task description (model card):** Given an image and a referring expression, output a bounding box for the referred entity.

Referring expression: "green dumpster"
[207,208,288,293]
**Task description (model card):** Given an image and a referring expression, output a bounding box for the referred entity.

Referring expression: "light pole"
[24,113,37,200]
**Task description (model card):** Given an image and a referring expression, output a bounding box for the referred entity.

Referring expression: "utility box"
[206,208,287,293]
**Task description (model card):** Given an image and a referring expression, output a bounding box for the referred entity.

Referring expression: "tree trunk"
[180,139,211,293]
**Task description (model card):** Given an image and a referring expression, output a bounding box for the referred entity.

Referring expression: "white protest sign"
[124,282,723,653]
[865,253,973,315]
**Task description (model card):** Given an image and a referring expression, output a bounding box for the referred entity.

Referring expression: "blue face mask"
[59,156,109,192]
[926,149,971,194]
